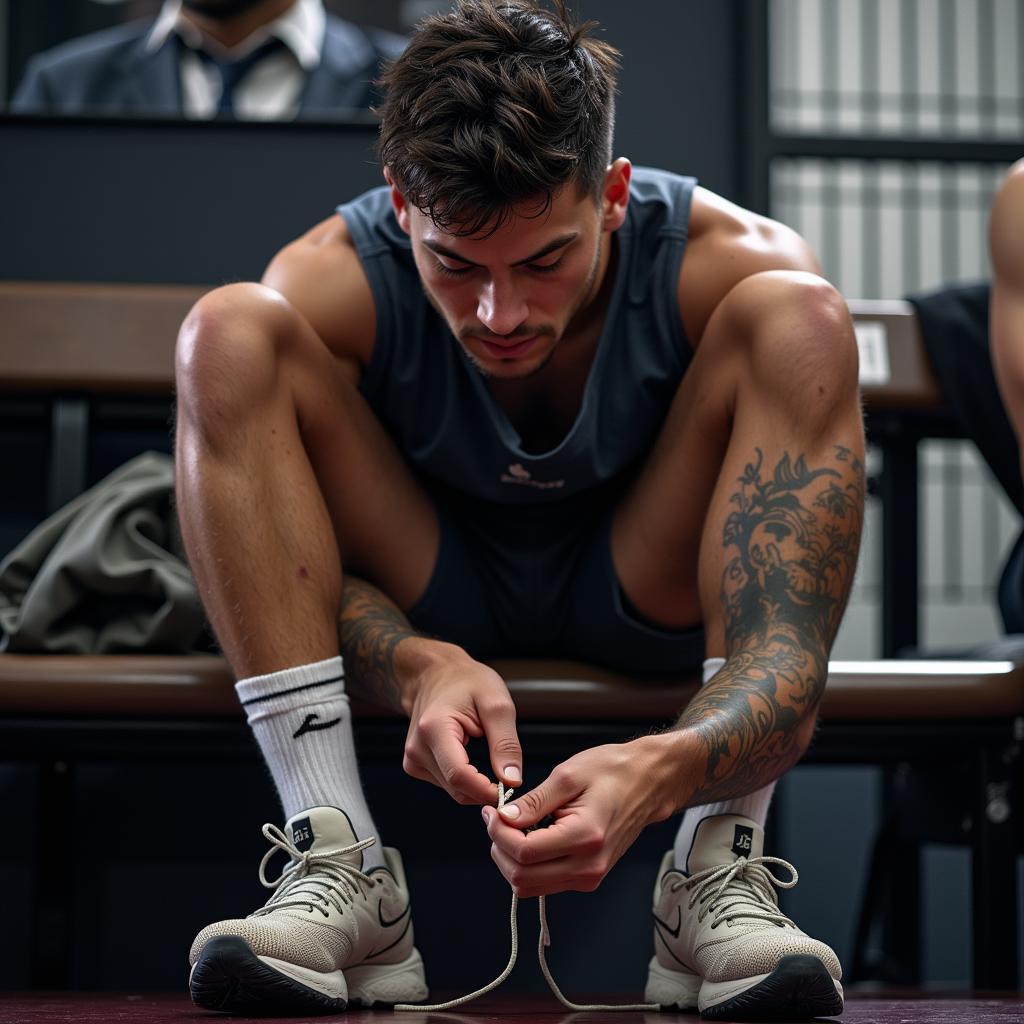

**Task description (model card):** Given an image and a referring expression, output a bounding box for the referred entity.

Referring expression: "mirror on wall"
[2,0,450,122]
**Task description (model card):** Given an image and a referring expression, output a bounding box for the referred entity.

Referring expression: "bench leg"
[849,764,922,985]
[971,738,1020,990]
[879,434,920,657]
[31,758,75,989]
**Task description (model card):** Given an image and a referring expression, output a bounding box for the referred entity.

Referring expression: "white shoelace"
[252,823,379,919]
[673,854,800,930]
[395,783,659,1013]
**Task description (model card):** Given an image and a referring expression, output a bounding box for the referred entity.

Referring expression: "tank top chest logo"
[499,462,566,490]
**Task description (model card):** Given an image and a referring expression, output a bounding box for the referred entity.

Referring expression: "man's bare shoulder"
[261,213,376,370]
[679,186,823,346]
[991,159,1024,288]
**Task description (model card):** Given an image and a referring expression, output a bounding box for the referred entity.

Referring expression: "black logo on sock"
[291,816,314,852]
[293,713,342,739]
[731,824,754,858]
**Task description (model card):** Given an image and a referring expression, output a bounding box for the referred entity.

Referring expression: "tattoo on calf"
[339,577,419,714]
[681,445,865,800]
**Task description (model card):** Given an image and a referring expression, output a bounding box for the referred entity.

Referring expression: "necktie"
[201,36,287,118]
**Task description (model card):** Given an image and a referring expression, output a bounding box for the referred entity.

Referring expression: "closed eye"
[527,257,564,274]
[434,259,474,279]
[433,255,565,279]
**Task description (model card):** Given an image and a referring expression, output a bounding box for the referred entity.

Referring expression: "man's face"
[389,164,630,381]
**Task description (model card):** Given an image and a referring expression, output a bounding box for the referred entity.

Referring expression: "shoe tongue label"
[731,824,754,858]
[290,816,315,852]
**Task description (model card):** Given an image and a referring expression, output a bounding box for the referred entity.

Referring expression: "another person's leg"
[611,271,863,1016]
[175,282,437,1011]
[990,159,1024,482]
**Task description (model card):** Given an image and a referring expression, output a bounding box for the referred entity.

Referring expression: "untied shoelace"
[395,782,659,1013]
[253,824,379,918]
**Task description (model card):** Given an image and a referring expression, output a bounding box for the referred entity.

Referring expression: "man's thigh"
[610,273,864,657]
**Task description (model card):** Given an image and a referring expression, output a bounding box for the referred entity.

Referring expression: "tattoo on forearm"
[680,445,865,802]
[339,576,421,713]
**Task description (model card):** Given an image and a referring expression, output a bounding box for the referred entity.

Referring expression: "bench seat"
[2,654,1021,721]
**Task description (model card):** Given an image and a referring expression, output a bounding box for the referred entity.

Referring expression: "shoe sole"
[699,954,844,1021]
[190,936,347,1016]
[645,955,701,1009]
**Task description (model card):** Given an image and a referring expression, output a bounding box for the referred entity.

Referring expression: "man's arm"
[339,575,422,714]
[672,444,865,805]
[990,160,1024,477]
[338,575,524,802]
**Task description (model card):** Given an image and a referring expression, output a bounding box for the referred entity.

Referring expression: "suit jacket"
[11,14,405,119]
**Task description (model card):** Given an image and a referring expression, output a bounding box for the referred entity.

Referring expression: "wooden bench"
[0,282,1021,991]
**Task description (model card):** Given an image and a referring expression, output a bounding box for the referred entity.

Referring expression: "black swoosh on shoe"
[366,901,413,959]
[378,899,412,930]
[653,907,700,973]
[653,906,682,939]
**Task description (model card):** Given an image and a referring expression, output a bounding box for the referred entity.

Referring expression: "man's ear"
[600,158,631,232]
[384,167,412,235]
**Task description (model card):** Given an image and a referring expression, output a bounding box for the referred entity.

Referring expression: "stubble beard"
[422,235,605,381]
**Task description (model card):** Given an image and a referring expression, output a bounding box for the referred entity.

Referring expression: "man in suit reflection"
[12,0,404,120]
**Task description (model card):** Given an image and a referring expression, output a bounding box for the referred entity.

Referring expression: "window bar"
[977,0,996,136]
[901,0,920,137]
[823,163,841,289]
[862,0,880,136]
[1018,0,1024,135]
[939,0,958,135]
[822,0,839,133]
[944,444,964,603]
[902,165,921,295]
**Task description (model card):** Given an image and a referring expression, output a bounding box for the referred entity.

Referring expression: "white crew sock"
[235,655,385,870]
[672,656,777,871]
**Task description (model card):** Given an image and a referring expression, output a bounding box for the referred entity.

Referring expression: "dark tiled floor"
[3,992,1023,1024]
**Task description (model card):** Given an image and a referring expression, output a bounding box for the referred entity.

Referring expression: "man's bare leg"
[611,271,864,855]
[175,282,441,860]
[175,283,439,677]
[616,271,860,1016]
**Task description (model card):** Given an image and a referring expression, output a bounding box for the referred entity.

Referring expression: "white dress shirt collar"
[146,0,325,71]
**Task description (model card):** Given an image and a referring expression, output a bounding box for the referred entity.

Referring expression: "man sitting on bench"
[175,1,864,1018]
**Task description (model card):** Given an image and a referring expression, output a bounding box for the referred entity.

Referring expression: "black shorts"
[404,481,705,674]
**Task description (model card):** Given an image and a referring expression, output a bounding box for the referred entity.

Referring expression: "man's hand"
[338,576,522,806]
[481,737,675,898]
[403,652,523,806]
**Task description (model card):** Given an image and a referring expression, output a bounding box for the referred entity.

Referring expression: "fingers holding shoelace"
[407,713,499,804]
[481,740,674,897]
[403,658,522,805]
[484,814,601,897]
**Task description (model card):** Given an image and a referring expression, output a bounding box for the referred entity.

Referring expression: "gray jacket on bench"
[0,451,206,654]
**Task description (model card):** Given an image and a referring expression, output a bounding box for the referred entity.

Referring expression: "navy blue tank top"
[337,167,696,506]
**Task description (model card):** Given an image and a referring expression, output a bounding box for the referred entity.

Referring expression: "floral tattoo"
[680,445,865,801]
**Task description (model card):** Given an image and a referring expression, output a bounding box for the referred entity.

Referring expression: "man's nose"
[476,277,528,337]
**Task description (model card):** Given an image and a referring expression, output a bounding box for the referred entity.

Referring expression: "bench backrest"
[0,282,944,411]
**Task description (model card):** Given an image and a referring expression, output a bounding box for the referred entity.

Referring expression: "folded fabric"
[0,451,207,654]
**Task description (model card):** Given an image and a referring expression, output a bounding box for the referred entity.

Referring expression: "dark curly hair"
[376,0,620,238]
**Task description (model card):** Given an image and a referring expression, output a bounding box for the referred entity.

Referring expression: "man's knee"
[726,271,860,422]
[175,282,302,433]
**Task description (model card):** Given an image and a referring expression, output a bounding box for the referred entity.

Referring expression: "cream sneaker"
[189,806,428,1014]
[644,814,843,1020]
